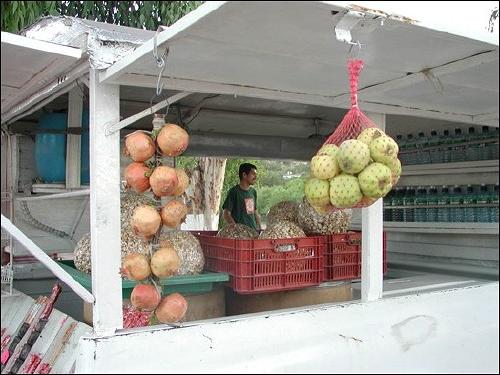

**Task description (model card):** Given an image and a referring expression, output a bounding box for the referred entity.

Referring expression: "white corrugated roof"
[1,32,83,117]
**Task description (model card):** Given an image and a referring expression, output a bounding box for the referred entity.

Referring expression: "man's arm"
[255,211,262,231]
[223,209,236,225]
[253,189,261,230]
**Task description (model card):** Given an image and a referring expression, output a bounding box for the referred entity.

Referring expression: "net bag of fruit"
[305,59,402,211]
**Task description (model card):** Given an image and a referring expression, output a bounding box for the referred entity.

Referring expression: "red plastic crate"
[194,232,324,294]
[323,231,387,281]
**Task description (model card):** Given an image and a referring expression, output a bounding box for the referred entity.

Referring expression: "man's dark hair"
[239,163,257,180]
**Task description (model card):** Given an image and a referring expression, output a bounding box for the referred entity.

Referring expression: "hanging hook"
[152,26,170,107]
[348,40,362,59]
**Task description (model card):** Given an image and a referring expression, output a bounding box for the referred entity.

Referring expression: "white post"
[89,68,122,334]
[66,87,83,189]
[361,112,386,302]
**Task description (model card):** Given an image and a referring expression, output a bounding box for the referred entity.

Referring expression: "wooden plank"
[104,91,191,135]
[33,319,78,374]
[89,68,122,334]
[361,112,385,302]
[5,285,61,374]
[19,312,69,374]
[1,296,46,372]
[66,87,84,189]
[48,323,92,374]
[1,215,94,303]
[16,190,90,201]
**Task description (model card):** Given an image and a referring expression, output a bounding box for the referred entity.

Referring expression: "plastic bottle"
[451,128,466,162]
[437,186,450,222]
[384,190,393,221]
[487,127,499,161]
[396,135,406,165]
[475,184,490,222]
[440,130,452,163]
[405,134,416,165]
[479,126,490,160]
[392,188,403,222]
[448,185,463,222]
[462,185,476,223]
[414,187,428,222]
[403,187,415,222]
[465,126,478,162]
[491,184,499,223]
[415,132,430,164]
[426,186,438,222]
[428,129,440,164]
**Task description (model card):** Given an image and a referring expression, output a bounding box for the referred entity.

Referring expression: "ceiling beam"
[111,73,499,126]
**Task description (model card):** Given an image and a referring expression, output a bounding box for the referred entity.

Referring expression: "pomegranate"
[155,293,188,323]
[150,166,178,197]
[130,284,161,311]
[120,253,151,281]
[150,246,180,278]
[160,200,188,228]
[124,131,156,162]
[156,124,189,157]
[172,168,190,196]
[124,162,151,193]
[131,205,162,239]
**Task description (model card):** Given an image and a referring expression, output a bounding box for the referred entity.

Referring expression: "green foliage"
[175,156,197,172]
[1,1,203,33]
[257,177,305,220]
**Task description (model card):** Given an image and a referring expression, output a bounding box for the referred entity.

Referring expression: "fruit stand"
[1,1,498,373]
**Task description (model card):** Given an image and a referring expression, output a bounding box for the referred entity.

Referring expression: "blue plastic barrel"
[35,110,90,184]
[35,113,67,183]
[80,110,90,185]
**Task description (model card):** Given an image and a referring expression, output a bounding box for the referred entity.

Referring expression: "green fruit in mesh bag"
[329,174,363,208]
[310,154,339,180]
[316,144,339,157]
[305,178,330,208]
[358,162,393,199]
[385,157,402,185]
[357,128,385,146]
[337,140,371,174]
[369,135,399,165]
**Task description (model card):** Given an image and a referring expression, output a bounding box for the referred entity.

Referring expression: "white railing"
[1,214,95,303]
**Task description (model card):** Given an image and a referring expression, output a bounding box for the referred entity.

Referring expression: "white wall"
[76,283,499,374]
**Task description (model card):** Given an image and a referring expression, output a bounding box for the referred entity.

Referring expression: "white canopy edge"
[99,1,226,84]
[0,31,83,59]
[100,1,499,85]
[1,31,86,124]
[328,1,499,46]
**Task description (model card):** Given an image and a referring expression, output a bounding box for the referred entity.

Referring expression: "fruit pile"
[305,128,401,211]
[121,114,193,325]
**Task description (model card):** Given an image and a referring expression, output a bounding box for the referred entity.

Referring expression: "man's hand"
[255,211,262,231]
[223,209,236,225]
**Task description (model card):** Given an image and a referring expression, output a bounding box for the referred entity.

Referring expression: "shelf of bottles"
[397,126,499,165]
[383,184,499,223]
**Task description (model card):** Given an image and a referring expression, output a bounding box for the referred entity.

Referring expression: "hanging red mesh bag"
[314,59,393,210]
[323,59,378,146]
